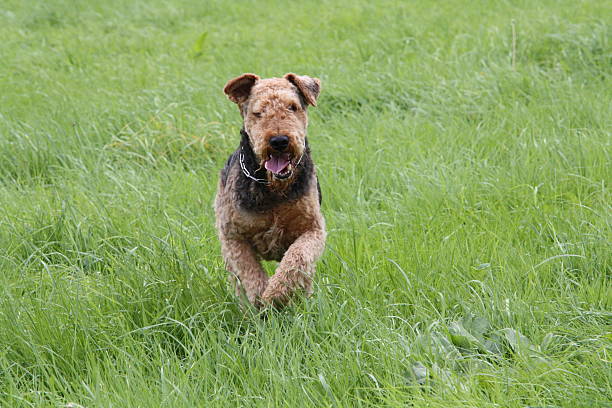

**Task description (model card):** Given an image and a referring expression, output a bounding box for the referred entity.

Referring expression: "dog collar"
[239,147,269,185]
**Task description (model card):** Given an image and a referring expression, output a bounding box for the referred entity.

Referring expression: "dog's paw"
[261,274,292,307]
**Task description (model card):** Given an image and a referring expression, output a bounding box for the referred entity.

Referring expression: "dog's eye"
[252,112,262,118]
[288,104,298,112]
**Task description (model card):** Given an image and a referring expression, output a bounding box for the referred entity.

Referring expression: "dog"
[214,73,326,308]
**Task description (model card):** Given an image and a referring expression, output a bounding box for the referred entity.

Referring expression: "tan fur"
[215,73,325,308]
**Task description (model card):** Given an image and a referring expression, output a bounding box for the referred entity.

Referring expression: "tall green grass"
[0,0,610,406]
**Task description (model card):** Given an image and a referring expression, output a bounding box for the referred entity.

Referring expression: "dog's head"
[224,73,320,182]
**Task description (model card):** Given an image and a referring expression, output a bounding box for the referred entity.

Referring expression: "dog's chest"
[237,209,305,260]
[215,167,322,261]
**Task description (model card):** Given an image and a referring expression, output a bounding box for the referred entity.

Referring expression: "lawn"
[0,0,610,406]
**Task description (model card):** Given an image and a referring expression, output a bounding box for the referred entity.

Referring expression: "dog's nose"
[269,135,289,151]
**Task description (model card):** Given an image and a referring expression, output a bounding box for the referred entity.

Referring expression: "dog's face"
[224,73,320,181]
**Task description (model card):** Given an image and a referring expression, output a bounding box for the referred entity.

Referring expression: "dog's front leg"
[261,229,326,306]
[221,237,269,307]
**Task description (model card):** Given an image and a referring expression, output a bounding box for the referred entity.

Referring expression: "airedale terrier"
[215,73,326,308]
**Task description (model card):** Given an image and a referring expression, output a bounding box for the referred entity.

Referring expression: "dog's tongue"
[265,154,290,174]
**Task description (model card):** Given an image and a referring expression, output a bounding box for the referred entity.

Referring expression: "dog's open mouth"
[264,153,292,179]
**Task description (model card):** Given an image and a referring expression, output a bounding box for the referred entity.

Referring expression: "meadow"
[0,0,610,406]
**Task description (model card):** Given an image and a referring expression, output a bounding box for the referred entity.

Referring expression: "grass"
[0,0,610,406]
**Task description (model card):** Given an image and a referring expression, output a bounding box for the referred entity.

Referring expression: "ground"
[0,0,610,407]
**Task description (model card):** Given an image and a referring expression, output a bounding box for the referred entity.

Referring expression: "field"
[0,0,610,406]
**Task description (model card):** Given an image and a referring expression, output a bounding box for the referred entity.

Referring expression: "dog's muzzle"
[265,153,292,179]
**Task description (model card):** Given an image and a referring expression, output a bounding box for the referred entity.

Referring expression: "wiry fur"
[215,73,326,308]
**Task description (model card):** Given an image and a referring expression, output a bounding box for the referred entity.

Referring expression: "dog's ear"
[224,73,260,104]
[284,73,321,107]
